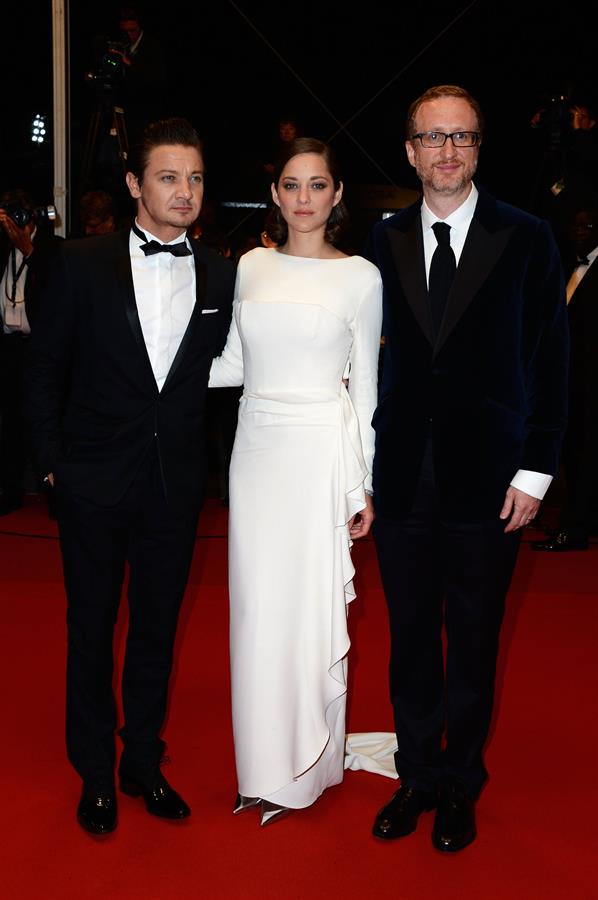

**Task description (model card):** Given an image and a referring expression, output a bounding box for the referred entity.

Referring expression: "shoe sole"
[432,829,477,853]
[260,806,292,827]
[372,802,436,840]
[233,795,261,814]
[372,824,418,840]
[77,812,117,835]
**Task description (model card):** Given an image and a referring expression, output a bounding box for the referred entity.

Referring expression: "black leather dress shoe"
[432,782,476,852]
[77,781,117,834]
[119,761,191,819]
[532,531,588,552]
[372,785,436,840]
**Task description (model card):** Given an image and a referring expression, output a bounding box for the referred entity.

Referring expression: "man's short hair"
[406,85,485,140]
[127,118,204,184]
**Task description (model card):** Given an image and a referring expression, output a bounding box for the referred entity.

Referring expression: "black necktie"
[132,223,192,257]
[429,221,456,337]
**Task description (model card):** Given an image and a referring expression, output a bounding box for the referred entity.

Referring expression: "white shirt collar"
[421,183,478,233]
[584,244,598,264]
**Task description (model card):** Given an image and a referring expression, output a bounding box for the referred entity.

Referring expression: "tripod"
[80,87,129,194]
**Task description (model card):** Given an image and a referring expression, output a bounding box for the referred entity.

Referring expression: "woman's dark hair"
[266,137,349,246]
[127,118,204,184]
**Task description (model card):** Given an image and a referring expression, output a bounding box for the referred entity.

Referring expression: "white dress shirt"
[565,244,598,303]
[1,229,36,334]
[421,186,552,500]
[129,222,195,391]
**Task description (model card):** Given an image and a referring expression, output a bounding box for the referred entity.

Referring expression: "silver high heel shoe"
[260,800,292,826]
[233,793,261,815]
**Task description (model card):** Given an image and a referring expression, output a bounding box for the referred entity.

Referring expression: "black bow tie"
[132,224,192,257]
[575,256,590,267]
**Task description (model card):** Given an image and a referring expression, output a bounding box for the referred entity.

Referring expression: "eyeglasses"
[411,131,480,148]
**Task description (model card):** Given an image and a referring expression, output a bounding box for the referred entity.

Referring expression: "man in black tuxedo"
[534,207,598,551]
[0,190,60,515]
[27,118,235,834]
[367,86,568,852]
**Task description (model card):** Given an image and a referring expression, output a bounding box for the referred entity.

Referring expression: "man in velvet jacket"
[26,118,235,835]
[368,86,568,852]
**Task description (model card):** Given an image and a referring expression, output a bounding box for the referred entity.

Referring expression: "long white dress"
[209,247,382,808]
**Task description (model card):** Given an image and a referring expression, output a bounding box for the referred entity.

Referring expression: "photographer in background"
[111,7,168,145]
[0,189,61,515]
[562,102,598,209]
[533,206,598,552]
[530,92,598,249]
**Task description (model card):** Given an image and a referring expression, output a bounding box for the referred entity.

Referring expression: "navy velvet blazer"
[368,187,569,521]
[26,229,235,512]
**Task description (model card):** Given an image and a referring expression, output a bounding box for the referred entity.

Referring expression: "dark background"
[2,0,595,247]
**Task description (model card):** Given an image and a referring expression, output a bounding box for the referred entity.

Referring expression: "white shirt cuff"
[510,469,553,500]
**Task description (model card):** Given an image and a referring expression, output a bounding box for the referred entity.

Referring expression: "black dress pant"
[374,439,520,798]
[0,333,30,503]
[57,449,202,782]
[560,411,598,541]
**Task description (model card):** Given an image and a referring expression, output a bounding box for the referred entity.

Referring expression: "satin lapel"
[387,217,435,346]
[434,215,516,355]
[161,247,208,392]
[569,257,598,309]
[110,237,157,389]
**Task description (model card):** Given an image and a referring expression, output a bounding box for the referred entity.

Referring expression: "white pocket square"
[201,308,219,314]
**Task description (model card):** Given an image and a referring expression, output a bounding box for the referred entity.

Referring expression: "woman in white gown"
[209,138,382,824]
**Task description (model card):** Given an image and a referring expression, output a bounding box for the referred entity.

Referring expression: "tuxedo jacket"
[368,186,569,521]
[26,229,235,511]
[567,258,598,394]
[562,257,598,448]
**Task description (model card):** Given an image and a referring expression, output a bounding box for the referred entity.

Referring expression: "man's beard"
[418,159,478,195]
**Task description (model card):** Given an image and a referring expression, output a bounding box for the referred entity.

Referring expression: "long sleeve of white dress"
[208,272,244,388]
[346,273,383,494]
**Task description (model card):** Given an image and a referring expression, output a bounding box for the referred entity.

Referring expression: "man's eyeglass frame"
[410,131,481,148]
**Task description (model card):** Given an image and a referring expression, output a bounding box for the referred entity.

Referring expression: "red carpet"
[1,496,596,899]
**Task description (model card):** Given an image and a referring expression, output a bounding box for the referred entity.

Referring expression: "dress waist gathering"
[239,387,368,527]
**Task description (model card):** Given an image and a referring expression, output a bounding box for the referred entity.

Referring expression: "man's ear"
[126,172,141,200]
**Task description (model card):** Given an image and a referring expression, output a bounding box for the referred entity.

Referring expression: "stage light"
[31,114,47,144]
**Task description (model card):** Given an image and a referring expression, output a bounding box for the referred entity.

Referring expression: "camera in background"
[1,204,57,229]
